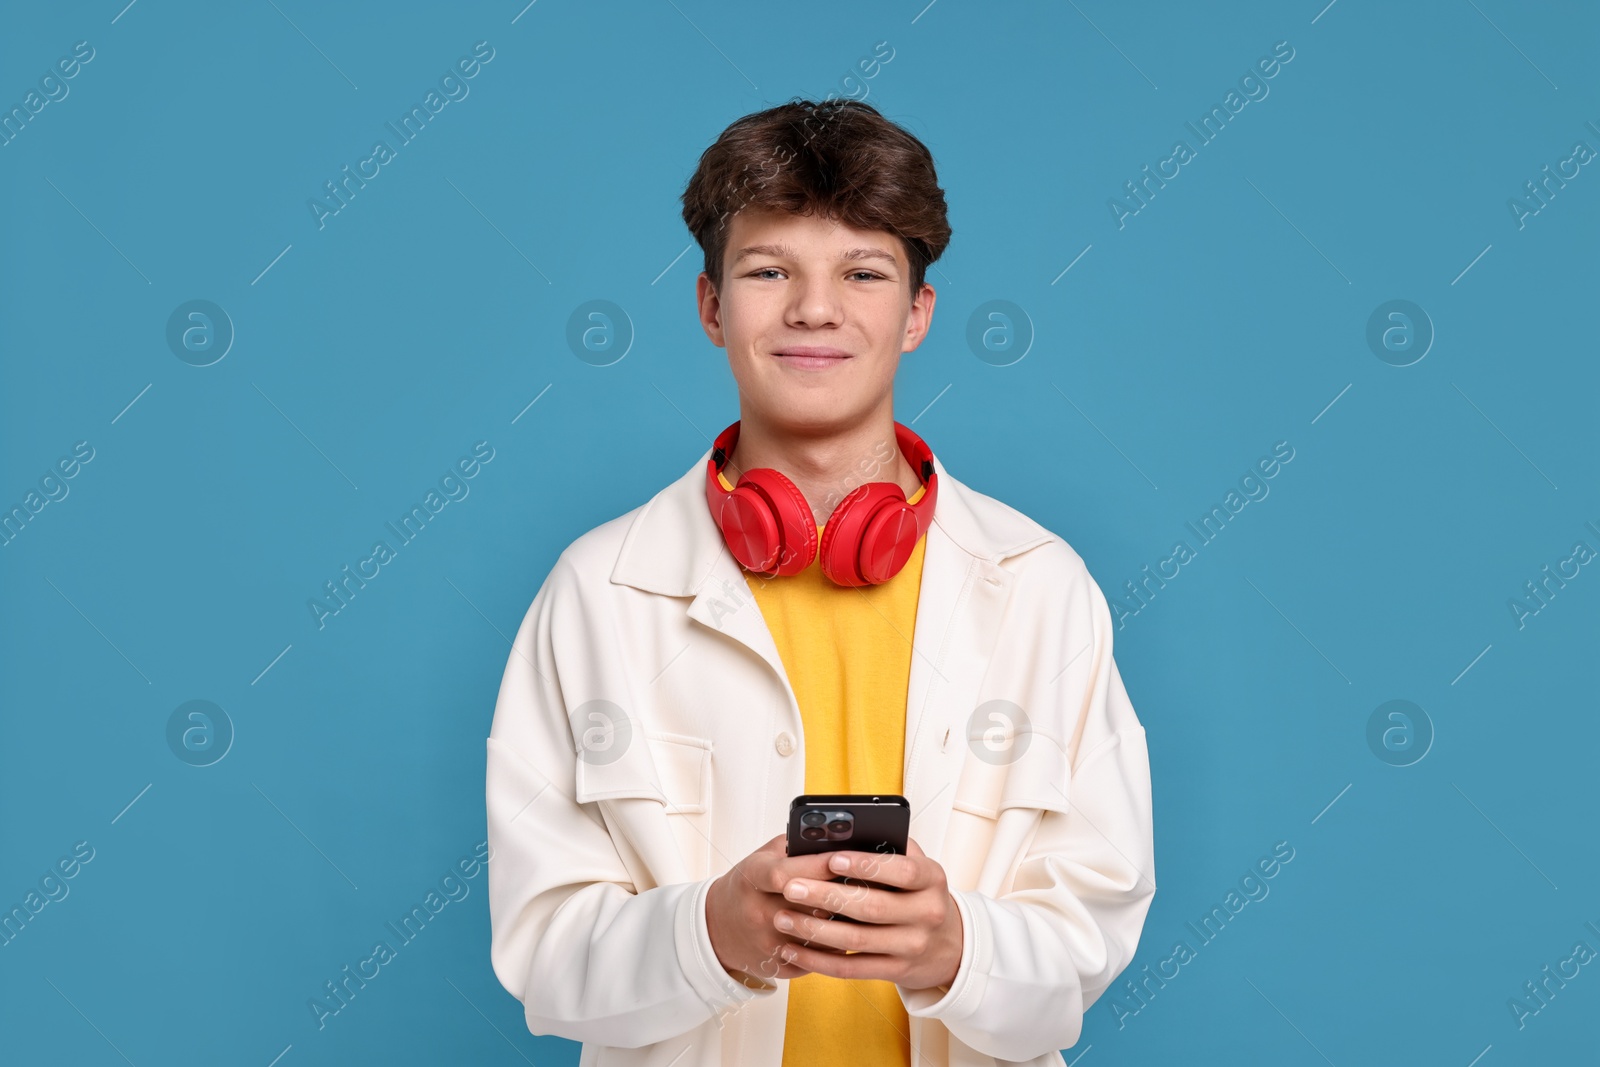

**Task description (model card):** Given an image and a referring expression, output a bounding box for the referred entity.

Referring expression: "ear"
[696,272,726,347]
[901,282,936,353]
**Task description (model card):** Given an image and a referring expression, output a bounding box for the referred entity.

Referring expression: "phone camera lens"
[827,818,851,834]
[801,826,825,841]
[801,811,826,828]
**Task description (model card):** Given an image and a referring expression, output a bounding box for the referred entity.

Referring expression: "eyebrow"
[730,242,900,267]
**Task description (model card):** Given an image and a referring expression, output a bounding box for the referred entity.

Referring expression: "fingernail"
[775,913,794,932]
[785,881,807,901]
[829,854,849,872]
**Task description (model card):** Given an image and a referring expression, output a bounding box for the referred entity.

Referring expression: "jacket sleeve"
[896,550,1156,1061]
[485,553,773,1047]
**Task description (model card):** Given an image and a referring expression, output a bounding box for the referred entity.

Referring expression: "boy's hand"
[705,834,851,983]
[767,837,964,991]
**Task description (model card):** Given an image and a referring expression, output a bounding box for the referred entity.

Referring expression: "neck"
[725,410,921,526]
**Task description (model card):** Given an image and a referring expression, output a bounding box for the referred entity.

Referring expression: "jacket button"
[774,731,795,757]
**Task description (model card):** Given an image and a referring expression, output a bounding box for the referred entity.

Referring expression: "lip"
[773,346,852,370]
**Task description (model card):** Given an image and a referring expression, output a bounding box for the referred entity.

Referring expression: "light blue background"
[3,1,1597,1064]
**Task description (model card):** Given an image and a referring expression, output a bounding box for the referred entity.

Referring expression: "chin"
[760,399,868,434]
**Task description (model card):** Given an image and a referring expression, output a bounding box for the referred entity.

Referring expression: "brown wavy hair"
[680,98,951,299]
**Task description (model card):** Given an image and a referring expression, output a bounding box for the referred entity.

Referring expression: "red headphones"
[705,420,939,586]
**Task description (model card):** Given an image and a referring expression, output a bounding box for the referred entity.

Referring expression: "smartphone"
[785,794,909,924]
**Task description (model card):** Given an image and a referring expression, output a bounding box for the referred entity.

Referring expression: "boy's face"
[696,208,935,438]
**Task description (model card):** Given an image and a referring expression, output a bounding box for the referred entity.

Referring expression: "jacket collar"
[610,447,1052,596]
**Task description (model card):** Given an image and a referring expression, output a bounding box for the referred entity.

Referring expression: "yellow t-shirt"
[717,469,927,1067]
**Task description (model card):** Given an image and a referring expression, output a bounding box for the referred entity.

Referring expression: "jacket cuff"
[674,875,778,1017]
[896,887,989,1024]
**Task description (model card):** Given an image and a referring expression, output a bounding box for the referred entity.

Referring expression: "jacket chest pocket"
[644,732,714,879]
[576,727,716,885]
[942,729,1072,897]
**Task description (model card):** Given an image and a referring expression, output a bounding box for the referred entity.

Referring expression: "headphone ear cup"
[857,503,922,584]
[734,468,818,575]
[715,487,782,573]
[819,482,908,586]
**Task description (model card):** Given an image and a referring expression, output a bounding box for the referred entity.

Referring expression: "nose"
[784,271,844,329]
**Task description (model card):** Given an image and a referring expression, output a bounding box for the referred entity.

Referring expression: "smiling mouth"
[772,348,852,369]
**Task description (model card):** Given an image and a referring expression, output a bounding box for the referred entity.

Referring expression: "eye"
[849,271,884,281]
[751,268,785,279]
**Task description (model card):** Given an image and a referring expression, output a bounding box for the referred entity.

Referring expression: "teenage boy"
[486,99,1155,1067]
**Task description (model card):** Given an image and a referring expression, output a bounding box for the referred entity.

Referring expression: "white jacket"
[485,446,1156,1066]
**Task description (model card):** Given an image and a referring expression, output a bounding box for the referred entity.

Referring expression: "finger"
[756,836,826,893]
[776,940,899,982]
[820,849,928,891]
[786,904,852,936]
[742,926,846,982]
[774,906,895,955]
[743,941,821,982]
[779,877,925,928]
[733,845,788,895]
[770,851,848,891]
